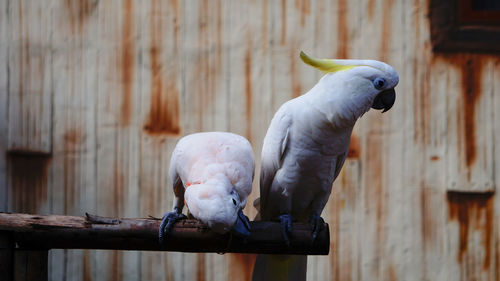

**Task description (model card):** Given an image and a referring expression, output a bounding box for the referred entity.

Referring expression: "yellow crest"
[300,51,355,73]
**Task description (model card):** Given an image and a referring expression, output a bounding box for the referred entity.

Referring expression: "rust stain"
[412,0,432,146]
[143,0,181,136]
[412,55,431,144]
[120,0,135,126]
[16,0,47,136]
[435,54,486,169]
[196,253,206,281]
[347,135,360,159]
[294,0,310,26]
[367,0,375,20]
[379,0,395,61]
[65,0,97,34]
[113,164,124,216]
[228,254,256,281]
[459,55,482,168]
[413,73,432,144]
[111,251,123,281]
[244,38,253,142]
[63,129,83,213]
[430,155,440,161]
[290,46,302,98]
[420,187,435,247]
[336,0,349,58]
[281,0,287,45]
[387,264,398,281]
[64,128,85,152]
[7,152,51,214]
[447,191,493,269]
[83,250,91,281]
[338,162,358,207]
[497,235,500,281]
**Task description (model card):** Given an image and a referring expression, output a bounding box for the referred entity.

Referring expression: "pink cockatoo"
[159,132,255,243]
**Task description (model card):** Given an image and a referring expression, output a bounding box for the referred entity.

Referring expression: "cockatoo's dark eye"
[232,199,237,205]
[373,77,386,90]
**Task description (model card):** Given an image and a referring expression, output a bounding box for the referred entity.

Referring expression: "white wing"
[259,104,292,219]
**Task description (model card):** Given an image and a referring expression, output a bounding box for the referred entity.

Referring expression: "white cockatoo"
[252,51,399,281]
[159,132,255,243]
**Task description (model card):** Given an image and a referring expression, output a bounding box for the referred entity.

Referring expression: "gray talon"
[278,214,294,247]
[159,209,186,245]
[309,214,325,243]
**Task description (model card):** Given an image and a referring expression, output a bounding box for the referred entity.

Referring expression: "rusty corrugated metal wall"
[0,0,498,280]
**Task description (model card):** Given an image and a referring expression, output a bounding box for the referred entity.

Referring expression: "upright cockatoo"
[252,52,398,281]
[159,132,255,243]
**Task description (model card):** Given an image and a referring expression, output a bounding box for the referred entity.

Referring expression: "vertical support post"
[0,232,14,281]
[13,249,48,281]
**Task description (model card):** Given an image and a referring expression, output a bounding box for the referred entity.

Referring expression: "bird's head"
[300,51,399,115]
[184,179,250,237]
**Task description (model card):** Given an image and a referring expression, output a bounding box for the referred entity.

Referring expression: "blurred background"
[0,0,499,280]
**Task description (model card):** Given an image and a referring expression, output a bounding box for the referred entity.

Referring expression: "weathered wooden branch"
[0,213,330,255]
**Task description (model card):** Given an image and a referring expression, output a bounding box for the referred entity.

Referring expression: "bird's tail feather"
[251,254,307,281]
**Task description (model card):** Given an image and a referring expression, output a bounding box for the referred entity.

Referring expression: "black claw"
[159,209,186,246]
[309,214,325,243]
[278,214,294,247]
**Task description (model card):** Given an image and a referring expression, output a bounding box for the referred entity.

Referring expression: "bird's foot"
[278,214,294,247]
[309,214,325,243]
[158,209,186,246]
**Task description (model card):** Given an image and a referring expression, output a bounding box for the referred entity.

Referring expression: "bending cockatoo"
[159,132,255,243]
[252,52,399,281]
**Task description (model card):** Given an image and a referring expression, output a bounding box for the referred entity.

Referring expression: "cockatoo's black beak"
[372,88,396,113]
[231,209,251,237]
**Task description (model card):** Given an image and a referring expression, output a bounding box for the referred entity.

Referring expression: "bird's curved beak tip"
[372,88,396,113]
[231,209,251,237]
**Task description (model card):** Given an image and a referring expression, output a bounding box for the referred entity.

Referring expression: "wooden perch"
[0,213,330,255]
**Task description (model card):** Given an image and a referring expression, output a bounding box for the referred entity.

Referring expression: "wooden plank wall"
[0,0,498,280]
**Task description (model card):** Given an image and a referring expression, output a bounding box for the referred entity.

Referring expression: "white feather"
[259,59,399,221]
[254,58,399,281]
[169,132,254,233]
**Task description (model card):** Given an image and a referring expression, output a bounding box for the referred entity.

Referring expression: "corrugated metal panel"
[7,0,53,153]
[93,1,142,280]
[0,0,8,211]
[494,60,500,281]
[443,54,495,193]
[0,0,498,280]
[49,1,100,280]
